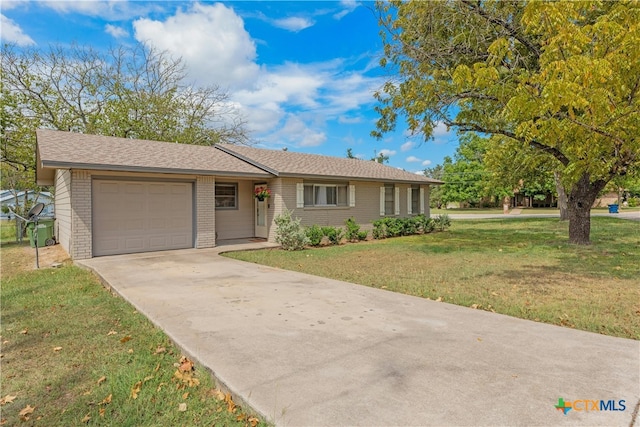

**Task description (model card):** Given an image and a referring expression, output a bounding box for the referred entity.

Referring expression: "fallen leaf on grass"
[128,349,134,354]
[0,395,17,405]
[130,381,142,399]
[53,346,62,352]
[97,376,106,385]
[107,330,117,336]
[178,403,187,412]
[101,394,112,405]
[211,389,225,401]
[155,346,166,354]
[99,408,105,417]
[225,393,236,413]
[19,405,35,420]
[178,357,194,372]
[120,336,131,343]
[248,416,260,426]
[182,392,189,400]
[81,413,90,423]
[470,304,479,309]
[435,297,443,302]
[20,329,28,335]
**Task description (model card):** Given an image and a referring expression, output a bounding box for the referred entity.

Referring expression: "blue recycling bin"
[608,204,619,214]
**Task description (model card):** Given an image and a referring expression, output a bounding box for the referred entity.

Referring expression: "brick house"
[36,129,441,259]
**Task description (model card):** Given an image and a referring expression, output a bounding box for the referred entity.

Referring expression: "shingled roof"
[36,129,271,185]
[36,130,441,185]
[216,144,440,184]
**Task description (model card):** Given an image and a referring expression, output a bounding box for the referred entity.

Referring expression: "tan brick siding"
[70,170,92,259]
[268,179,434,241]
[196,176,215,248]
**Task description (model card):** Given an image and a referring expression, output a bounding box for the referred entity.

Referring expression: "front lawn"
[225,217,640,340]
[0,242,263,426]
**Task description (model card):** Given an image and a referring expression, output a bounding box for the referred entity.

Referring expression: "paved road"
[447,211,640,221]
[78,246,639,426]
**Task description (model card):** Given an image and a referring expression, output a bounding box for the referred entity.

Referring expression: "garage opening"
[92,180,193,256]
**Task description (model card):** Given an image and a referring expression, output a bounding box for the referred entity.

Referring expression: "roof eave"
[39,160,273,178]
[277,172,442,185]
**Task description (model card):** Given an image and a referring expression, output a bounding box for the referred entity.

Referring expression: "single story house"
[1,190,54,219]
[36,129,442,259]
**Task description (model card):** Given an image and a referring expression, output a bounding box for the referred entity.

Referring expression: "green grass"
[225,217,640,340]
[1,220,19,244]
[0,244,265,426]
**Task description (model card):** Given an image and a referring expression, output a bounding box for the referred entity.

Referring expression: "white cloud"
[105,24,128,38]
[379,149,396,157]
[334,0,359,20]
[433,121,450,137]
[273,115,326,147]
[133,3,259,90]
[41,1,161,20]
[400,141,414,152]
[338,115,362,124]
[406,156,421,163]
[1,0,29,11]
[273,17,314,32]
[0,14,35,46]
[422,159,432,166]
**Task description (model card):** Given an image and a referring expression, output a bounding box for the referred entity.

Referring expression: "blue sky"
[1,0,460,172]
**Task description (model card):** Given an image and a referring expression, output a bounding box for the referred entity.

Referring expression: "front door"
[254,184,268,239]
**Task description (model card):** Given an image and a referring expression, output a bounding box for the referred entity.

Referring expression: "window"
[384,184,395,215]
[215,183,237,209]
[411,186,420,214]
[303,184,348,207]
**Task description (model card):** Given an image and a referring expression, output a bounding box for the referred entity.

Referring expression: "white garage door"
[93,180,193,256]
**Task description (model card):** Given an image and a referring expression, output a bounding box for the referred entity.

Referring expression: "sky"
[1,0,460,172]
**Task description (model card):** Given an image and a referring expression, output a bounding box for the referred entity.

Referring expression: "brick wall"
[196,176,215,248]
[70,170,92,259]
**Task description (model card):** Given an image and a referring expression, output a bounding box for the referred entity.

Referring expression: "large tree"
[1,43,249,174]
[373,0,640,244]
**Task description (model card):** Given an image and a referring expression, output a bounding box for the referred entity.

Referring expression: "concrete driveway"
[78,247,639,426]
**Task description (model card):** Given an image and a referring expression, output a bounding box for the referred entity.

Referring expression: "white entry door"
[254,184,268,239]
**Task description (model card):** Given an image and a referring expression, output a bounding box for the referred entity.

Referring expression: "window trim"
[214,182,238,210]
[303,182,349,207]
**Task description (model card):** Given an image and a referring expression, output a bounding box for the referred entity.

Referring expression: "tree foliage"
[374,0,640,244]
[1,43,249,175]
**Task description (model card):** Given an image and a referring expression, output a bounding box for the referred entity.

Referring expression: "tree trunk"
[554,171,569,221]
[567,173,606,245]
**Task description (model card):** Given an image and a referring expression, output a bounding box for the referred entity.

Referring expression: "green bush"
[372,215,446,239]
[372,219,386,239]
[627,197,639,208]
[433,213,451,231]
[274,209,309,250]
[305,224,323,246]
[321,226,344,245]
[344,217,367,241]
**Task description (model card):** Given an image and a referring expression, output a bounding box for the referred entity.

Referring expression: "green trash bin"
[27,219,55,248]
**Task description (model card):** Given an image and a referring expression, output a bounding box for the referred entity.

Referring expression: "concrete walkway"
[78,247,639,426]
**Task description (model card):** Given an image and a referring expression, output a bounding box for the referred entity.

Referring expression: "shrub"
[306,224,323,246]
[372,219,387,239]
[344,217,367,241]
[433,213,451,231]
[373,215,441,239]
[274,209,309,250]
[627,197,639,208]
[321,226,344,245]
